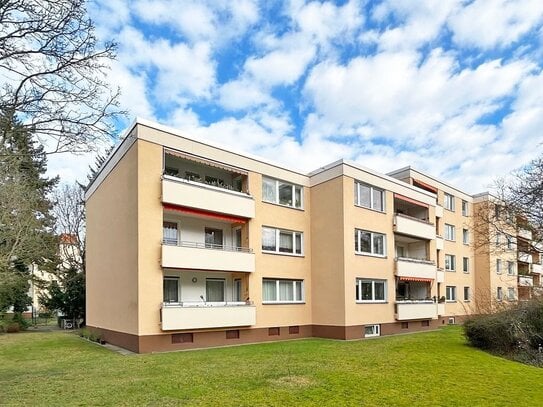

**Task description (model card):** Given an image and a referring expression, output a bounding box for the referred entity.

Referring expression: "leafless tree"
[0,0,125,154]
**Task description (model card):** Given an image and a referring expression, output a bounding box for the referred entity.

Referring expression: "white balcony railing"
[162,176,255,219]
[531,263,543,274]
[518,228,533,241]
[395,301,438,320]
[162,241,255,272]
[518,252,533,264]
[395,257,437,280]
[394,214,435,240]
[436,236,444,250]
[519,276,534,287]
[161,302,256,330]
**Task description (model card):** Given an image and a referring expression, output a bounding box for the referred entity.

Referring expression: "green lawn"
[1,327,542,406]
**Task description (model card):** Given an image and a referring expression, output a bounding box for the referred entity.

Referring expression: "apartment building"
[85,119,539,353]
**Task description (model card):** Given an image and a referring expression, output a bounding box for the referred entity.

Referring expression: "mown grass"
[1,327,542,406]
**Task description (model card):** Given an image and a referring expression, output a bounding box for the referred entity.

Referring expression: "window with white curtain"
[262,177,303,209]
[262,227,303,255]
[445,224,455,241]
[163,277,179,303]
[206,279,225,302]
[163,221,178,245]
[262,279,304,303]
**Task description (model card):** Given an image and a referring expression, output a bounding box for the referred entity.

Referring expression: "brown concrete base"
[89,316,467,353]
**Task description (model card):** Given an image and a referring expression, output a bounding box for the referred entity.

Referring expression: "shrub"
[464,298,543,365]
[79,328,102,343]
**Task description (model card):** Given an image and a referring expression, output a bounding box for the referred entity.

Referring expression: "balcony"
[437,303,445,316]
[162,242,255,272]
[437,269,445,283]
[395,301,438,320]
[435,205,443,218]
[394,214,435,240]
[531,263,543,274]
[395,257,437,280]
[161,302,256,330]
[518,228,532,241]
[436,236,444,250]
[162,176,255,219]
[518,252,533,264]
[519,275,534,287]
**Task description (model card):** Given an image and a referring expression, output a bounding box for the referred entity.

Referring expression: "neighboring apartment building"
[85,119,541,353]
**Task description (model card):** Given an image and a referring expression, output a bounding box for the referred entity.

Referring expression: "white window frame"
[506,235,514,249]
[356,279,387,303]
[461,200,468,216]
[463,257,469,273]
[446,286,457,302]
[445,254,456,271]
[354,181,385,212]
[463,286,471,302]
[262,279,304,304]
[507,261,515,276]
[262,177,303,209]
[445,224,456,241]
[163,220,179,245]
[364,324,381,337]
[444,193,455,211]
[355,229,386,257]
[462,229,469,245]
[261,227,303,256]
[497,286,503,301]
[507,287,515,301]
[496,259,502,274]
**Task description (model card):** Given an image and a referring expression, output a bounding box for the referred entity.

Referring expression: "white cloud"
[449,0,543,49]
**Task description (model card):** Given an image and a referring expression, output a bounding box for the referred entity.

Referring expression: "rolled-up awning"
[413,179,438,193]
[164,148,248,175]
[394,193,429,208]
[398,276,433,282]
[163,203,247,223]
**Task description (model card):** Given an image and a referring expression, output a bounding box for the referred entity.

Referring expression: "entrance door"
[205,228,223,249]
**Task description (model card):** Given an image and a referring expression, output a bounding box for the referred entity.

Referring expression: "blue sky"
[49,0,543,194]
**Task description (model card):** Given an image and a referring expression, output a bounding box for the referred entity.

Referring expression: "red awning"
[413,179,438,194]
[398,276,434,282]
[163,203,247,224]
[394,193,429,208]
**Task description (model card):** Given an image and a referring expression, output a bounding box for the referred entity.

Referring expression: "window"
[289,326,300,334]
[506,235,514,249]
[205,228,223,249]
[446,286,457,301]
[496,259,502,274]
[354,181,385,212]
[507,261,515,275]
[262,177,303,208]
[172,333,193,344]
[206,279,225,302]
[226,330,240,339]
[507,287,515,301]
[401,322,409,329]
[163,277,179,303]
[364,324,381,337]
[495,233,501,246]
[263,279,304,303]
[163,221,178,245]
[233,279,242,302]
[356,279,386,302]
[444,193,455,211]
[262,227,303,255]
[463,257,469,273]
[463,229,469,245]
[497,287,503,301]
[355,229,386,256]
[445,224,456,241]
[268,327,280,336]
[462,200,468,216]
[464,286,471,301]
[445,254,456,271]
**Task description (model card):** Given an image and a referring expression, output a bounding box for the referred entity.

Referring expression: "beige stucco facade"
[85,118,539,352]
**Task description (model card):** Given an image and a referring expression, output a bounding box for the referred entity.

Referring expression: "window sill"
[445,269,456,272]
[261,250,305,258]
[355,252,387,259]
[463,300,471,303]
[463,271,469,274]
[262,200,304,211]
[354,204,386,214]
[262,302,305,305]
[445,239,456,242]
[356,301,388,304]
[446,300,457,303]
